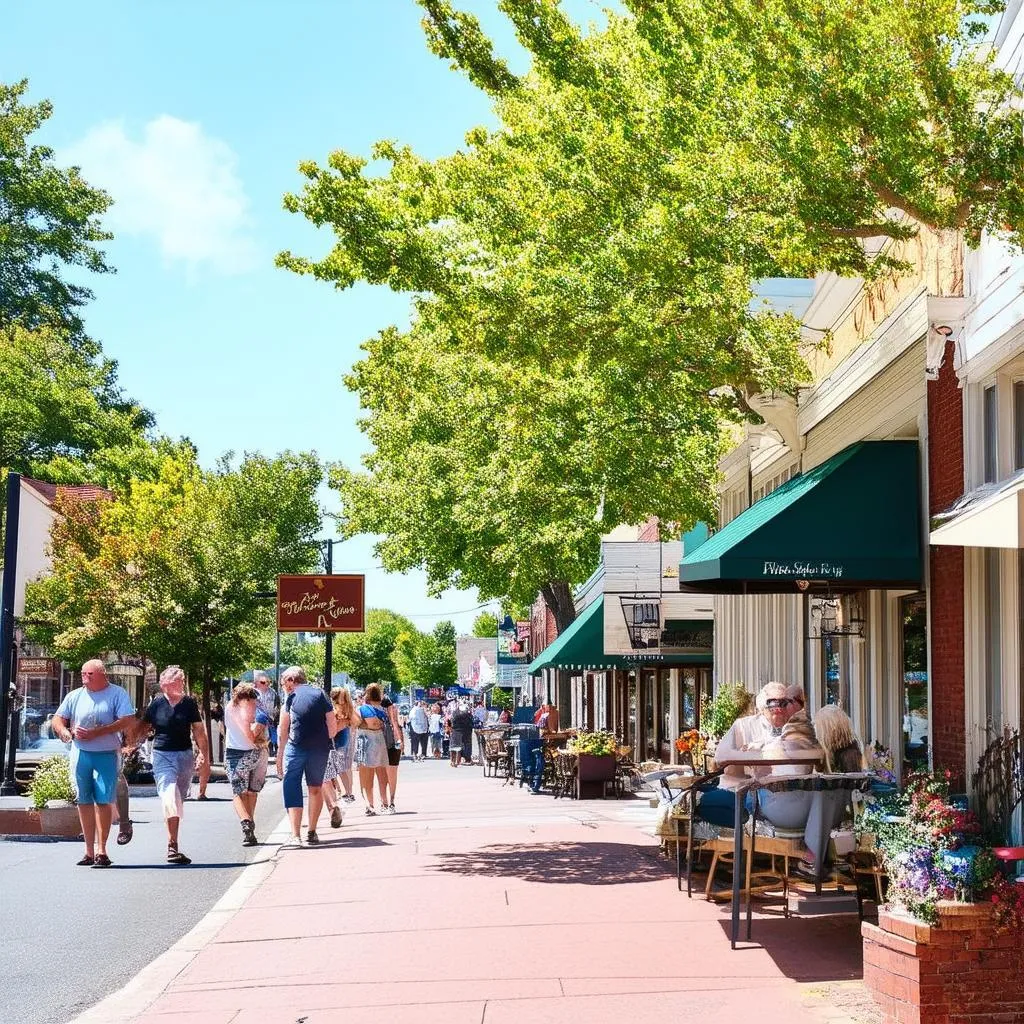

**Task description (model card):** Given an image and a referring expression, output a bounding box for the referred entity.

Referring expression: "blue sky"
[2,1,604,634]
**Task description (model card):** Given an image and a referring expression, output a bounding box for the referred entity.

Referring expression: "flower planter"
[576,753,616,799]
[39,801,81,837]
[862,901,1024,1024]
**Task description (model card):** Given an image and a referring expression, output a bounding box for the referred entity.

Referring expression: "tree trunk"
[539,579,576,634]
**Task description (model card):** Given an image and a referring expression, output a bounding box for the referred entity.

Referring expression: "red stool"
[993,847,1024,879]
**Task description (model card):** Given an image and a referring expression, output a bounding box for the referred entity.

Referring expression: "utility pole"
[0,472,22,795]
[322,540,333,693]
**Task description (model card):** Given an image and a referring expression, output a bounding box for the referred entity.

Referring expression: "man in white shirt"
[408,701,430,760]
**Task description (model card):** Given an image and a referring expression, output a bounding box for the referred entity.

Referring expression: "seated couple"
[699,682,863,873]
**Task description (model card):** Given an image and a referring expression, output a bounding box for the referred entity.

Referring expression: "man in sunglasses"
[695,682,801,827]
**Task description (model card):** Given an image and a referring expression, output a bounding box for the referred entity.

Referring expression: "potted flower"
[861,770,1024,1023]
[674,729,705,770]
[568,730,618,796]
[29,755,80,836]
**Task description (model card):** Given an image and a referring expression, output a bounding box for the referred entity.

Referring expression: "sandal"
[92,854,112,868]
[116,820,133,846]
[76,854,95,867]
[167,846,192,865]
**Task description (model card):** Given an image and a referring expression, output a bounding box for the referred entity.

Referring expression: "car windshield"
[20,738,69,754]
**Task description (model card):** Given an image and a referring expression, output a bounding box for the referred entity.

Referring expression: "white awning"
[930,473,1024,549]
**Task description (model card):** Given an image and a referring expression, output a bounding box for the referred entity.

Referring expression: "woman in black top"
[141,666,209,864]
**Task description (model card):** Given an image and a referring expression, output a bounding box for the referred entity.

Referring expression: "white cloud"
[63,116,259,275]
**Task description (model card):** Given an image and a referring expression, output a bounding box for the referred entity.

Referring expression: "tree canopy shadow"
[430,841,673,885]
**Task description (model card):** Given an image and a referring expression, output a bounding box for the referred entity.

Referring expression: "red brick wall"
[926,339,966,787]
[637,516,660,542]
[863,906,1024,1024]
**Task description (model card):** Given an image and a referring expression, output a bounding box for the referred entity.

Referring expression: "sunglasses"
[765,698,792,709]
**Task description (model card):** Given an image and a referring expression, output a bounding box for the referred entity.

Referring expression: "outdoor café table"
[731,770,871,947]
[709,750,823,948]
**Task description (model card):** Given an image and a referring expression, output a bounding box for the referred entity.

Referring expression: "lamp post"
[0,472,22,795]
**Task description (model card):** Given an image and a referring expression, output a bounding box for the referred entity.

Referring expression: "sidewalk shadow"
[111,861,250,870]
[431,841,672,885]
[308,837,390,849]
[718,915,864,983]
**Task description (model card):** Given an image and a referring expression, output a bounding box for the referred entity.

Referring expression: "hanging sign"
[277,574,365,633]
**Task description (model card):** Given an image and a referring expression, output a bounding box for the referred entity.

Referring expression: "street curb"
[66,813,290,1024]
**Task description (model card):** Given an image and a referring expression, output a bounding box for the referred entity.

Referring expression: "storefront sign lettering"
[762,560,845,579]
[277,574,365,633]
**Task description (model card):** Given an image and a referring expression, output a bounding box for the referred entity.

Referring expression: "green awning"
[528,595,712,674]
[679,440,922,594]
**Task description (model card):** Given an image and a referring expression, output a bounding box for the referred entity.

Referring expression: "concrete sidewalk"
[78,759,879,1024]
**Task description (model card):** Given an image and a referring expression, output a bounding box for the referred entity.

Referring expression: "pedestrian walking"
[141,666,209,865]
[254,672,280,756]
[51,658,136,868]
[330,687,357,803]
[451,702,475,767]
[428,703,443,758]
[223,683,270,847]
[381,695,403,811]
[320,724,345,830]
[276,666,338,846]
[353,684,391,815]
[408,700,430,760]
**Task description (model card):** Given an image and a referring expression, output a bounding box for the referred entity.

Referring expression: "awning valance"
[528,596,712,674]
[679,440,923,594]
[930,472,1024,549]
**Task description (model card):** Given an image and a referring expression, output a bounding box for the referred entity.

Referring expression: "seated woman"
[751,714,817,830]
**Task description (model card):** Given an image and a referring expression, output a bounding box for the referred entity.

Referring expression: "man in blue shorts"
[52,659,136,868]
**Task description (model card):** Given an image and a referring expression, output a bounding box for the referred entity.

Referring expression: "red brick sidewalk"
[95,760,876,1024]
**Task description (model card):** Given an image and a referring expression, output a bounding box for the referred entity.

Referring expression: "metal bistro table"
[725,764,871,947]
[712,751,822,949]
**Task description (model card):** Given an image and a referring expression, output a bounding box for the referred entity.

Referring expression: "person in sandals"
[223,683,270,847]
[140,666,209,865]
[51,658,136,868]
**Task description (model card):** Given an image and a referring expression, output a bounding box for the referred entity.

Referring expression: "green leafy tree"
[333,608,419,689]
[0,324,159,489]
[409,619,458,687]
[471,612,499,638]
[0,80,114,338]
[25,448,324,710]
[282,0,1024,629]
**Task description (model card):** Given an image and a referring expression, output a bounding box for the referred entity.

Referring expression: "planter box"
[576,754,616,799]
[39,802,81,837]
[862,901,1024,1024]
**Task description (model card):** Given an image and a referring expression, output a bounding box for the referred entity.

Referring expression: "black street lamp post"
[0,472,22,796]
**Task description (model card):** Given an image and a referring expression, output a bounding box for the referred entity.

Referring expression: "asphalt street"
[0,775,290,1024]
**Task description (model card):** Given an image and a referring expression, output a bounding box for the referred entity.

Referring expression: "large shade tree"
[0,323,159,490]
[0,80,114,339]
[25,449,324,708]
[280,0,1024,628]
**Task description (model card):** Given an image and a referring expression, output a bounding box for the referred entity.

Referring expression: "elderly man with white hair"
[697,682,811,829]
[51,659,137,867]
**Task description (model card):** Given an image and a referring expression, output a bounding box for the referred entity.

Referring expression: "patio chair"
[482,731,512,779]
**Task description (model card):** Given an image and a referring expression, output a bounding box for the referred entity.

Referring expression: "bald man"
[52,659,136,867]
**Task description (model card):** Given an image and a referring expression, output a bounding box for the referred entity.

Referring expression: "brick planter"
[862,901,1024,1024]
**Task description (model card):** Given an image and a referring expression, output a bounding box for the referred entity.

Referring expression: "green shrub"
[29,755,76,810]
[703,683,753,740]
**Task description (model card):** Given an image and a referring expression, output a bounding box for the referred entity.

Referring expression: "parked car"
[14,738,70,794]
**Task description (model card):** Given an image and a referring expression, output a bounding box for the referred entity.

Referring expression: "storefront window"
[627,670,638,757]
[1014,380,1024,471]
[680,670,697,730]
[901,594,929,769]
[823,635,843,707]
[643,669,658,760]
